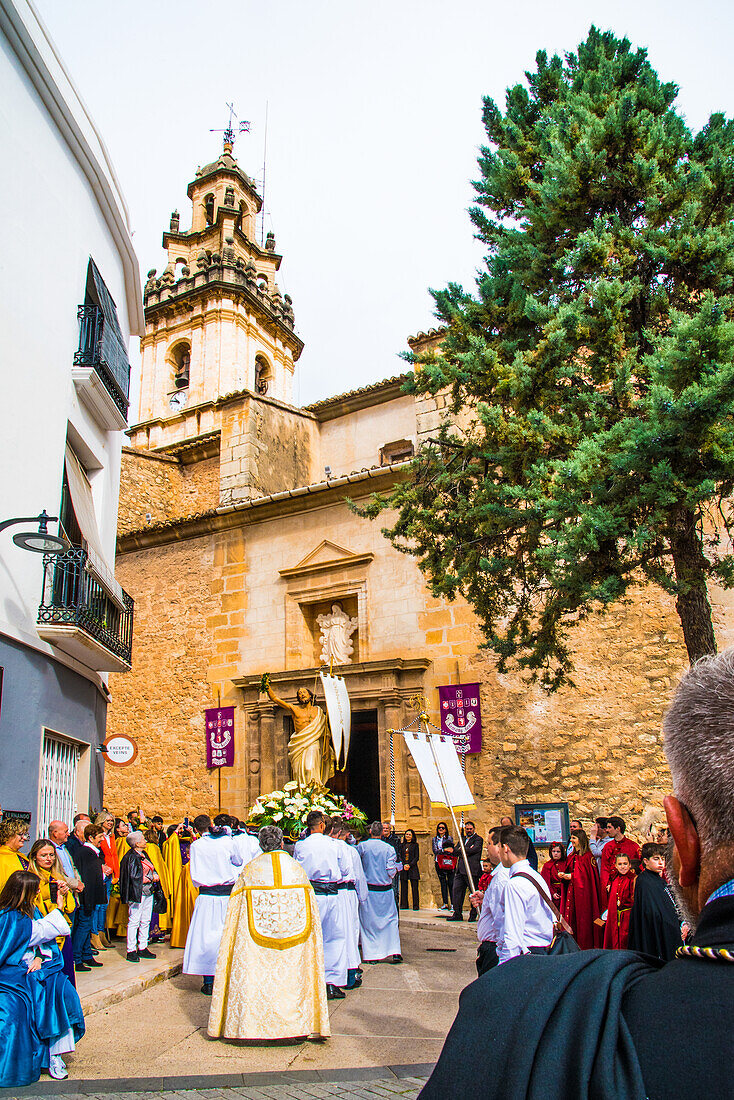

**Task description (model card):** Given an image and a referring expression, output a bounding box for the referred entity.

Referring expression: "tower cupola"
[136,144,303,430]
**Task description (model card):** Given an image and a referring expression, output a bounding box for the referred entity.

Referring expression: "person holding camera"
[118,832,160,963]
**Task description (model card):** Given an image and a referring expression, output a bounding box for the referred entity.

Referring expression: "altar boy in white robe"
[358,821,402,963]
[293,810,351,999]
[328,817,367,990]
[183,815,243,995]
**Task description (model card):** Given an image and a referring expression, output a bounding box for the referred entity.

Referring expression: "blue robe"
[27,929,85,1055]
[0,908,85,1087]
[0,910,44,1087]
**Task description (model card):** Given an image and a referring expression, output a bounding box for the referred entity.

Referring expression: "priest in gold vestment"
[208,825,330,1041]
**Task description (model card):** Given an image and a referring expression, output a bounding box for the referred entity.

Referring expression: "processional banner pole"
[420,712,476,895]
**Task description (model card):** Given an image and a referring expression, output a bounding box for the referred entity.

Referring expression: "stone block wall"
[118,449,219,535]
[104,535,221,816]
[219,397,317,505]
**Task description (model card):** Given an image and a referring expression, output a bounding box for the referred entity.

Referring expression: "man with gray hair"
[208,821,330,1041]
[358,821,401,963]
[257,825,284,852]
[421,649,734,1100]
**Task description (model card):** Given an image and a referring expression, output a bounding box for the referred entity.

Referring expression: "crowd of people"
[422,649,734,1100]
[4,644,731,1097]
[461,816,683,975]
[0,805,411,1084]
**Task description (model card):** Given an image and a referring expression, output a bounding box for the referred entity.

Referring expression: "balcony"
[37,547,134,673]
[72,305,130,430]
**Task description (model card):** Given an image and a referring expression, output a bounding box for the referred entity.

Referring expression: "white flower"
[284,782,298,791]
[272,812,283,821]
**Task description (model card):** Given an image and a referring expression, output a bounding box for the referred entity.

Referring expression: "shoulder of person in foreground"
[420,948,660,1100]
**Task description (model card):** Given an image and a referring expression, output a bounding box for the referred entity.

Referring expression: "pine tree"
[360,27,734,689]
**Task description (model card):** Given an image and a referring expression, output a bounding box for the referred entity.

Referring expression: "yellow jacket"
[0,845,25,894]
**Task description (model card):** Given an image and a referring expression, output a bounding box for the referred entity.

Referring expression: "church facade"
[104,143,730,885]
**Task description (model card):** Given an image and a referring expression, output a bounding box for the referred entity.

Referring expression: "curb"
[80,957,183,1017]
[2,1062,435,1095]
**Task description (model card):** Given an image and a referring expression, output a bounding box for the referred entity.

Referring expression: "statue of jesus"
[262,677,336,787]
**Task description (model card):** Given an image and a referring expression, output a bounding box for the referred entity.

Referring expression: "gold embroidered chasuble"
[208,849,330,1040]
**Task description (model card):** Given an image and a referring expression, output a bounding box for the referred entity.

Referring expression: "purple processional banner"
[205,706,235,768]
[438,683,482,753]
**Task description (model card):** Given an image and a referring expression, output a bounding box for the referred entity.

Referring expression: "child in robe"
[627,842,682,961]
[603,851,636,949]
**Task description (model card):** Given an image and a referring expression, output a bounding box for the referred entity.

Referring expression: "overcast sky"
[35,0,734,408]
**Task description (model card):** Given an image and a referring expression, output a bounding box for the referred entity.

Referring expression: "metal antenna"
[210,103,250,150]
[261,100,269,246]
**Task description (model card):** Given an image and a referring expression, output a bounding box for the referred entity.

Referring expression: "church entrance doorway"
[328,708,381,824]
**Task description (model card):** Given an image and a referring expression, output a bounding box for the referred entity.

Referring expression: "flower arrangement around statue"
[247,780,368,841]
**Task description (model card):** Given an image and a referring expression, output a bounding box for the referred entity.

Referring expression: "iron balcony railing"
[38,546,134,667]
[73,305,130,418]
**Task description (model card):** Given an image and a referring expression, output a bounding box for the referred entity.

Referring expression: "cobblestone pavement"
[8,1078,428,1099]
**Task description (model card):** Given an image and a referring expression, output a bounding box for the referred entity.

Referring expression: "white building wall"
[0,0,142,681]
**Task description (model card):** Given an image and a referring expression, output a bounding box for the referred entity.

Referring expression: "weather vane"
[210,102,250,150]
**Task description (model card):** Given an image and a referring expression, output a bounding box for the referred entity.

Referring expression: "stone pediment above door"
[278,541,374,670]
[279,540,374,581]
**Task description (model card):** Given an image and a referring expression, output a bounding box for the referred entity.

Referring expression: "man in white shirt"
[470,826,509,975]
[184,814,243,995]
[294,810,351,999]
[358,822,402,963]
[499,825,554,964]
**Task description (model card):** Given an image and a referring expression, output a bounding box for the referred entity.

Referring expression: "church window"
[237,200,248,232]
[204,194,215,225]
[254,354,271,395]
[380,439,415,466]
[170,341,191,389]
[257,274,268,291]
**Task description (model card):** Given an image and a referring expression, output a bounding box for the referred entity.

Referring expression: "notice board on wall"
[514,802,570,847]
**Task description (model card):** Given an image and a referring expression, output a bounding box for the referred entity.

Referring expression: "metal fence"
[38,546,134,667]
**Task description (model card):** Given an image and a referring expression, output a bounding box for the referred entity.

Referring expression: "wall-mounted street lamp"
[0,511,68,554]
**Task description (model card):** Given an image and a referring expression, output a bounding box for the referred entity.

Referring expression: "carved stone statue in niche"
[317,603,358,666]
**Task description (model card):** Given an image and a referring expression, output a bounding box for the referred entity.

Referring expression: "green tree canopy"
[359,27,734,689]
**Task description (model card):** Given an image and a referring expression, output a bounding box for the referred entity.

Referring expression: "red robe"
[603,871,636,949]
[99,833,120,881]
[562,850,603,949]
[540,856,567,909]
[477,870,493,893]
[601,837,641,893]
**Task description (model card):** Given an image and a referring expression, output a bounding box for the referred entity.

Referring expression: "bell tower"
[132,137,303,450]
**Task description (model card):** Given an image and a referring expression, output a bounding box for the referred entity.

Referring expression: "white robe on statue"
[340,840,367,970]
[293,831,350,987]
[183,834,243,976]
[358,838,401,960]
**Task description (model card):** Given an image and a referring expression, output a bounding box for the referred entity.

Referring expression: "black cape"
[627,871,681,962]
[420,950,660,1100]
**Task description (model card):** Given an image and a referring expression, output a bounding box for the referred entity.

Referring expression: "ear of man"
[664,795,700,889]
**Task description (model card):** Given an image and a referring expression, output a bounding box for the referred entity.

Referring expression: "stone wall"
[107,492,713,828]
[118,449,219,535]
[104,534,221,815]
[218,397,317,504]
